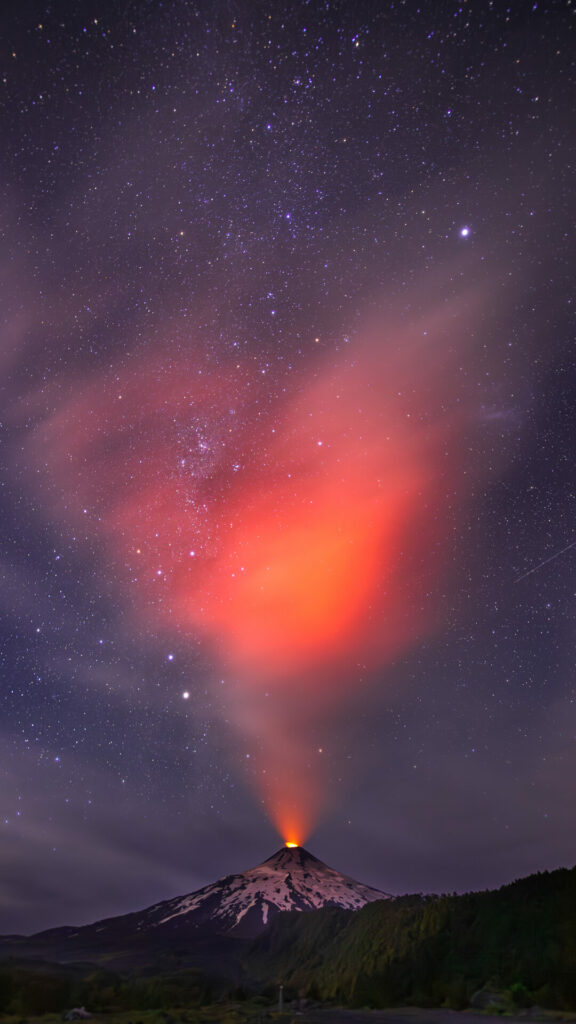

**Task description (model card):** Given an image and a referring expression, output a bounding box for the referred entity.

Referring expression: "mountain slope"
[79,845,389,941]
[0,845,390,964]
[133,844,389,937]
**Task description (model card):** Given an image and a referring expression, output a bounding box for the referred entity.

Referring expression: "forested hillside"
[245,865,576,1009]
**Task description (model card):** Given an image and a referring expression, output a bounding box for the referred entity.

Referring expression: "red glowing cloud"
[198,419,428,685]
[28,296,479,844]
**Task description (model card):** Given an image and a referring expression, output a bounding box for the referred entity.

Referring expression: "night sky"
[2,0,576,936]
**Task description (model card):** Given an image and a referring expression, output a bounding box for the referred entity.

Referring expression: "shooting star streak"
[514,538,576,584]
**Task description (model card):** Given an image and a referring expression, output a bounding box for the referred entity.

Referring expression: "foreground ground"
[297,1010,576,1024]
[2,1007,576,1024]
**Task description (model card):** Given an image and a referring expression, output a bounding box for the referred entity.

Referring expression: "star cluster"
[1,0,576,932]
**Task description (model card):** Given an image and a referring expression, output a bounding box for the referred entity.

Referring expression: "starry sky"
[2,0,576,935]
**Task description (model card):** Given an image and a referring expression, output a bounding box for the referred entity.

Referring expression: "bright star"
[460,226,470,237]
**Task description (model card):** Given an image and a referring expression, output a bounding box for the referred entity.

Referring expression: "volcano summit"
[75,844,390,941]
[133,843,390,937]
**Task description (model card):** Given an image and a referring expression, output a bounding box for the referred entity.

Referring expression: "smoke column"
[28,288,483,844]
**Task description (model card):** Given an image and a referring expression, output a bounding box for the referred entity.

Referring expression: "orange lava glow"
[28,293,481,844]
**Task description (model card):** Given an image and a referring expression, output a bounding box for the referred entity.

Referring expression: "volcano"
[128,843,391,937]
[2,845,391,965]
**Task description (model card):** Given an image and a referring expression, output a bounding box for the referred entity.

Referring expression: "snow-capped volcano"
[130,844,390,937]
[24,845,389,950]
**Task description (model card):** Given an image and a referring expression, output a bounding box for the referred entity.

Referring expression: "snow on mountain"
[129,844,390,937]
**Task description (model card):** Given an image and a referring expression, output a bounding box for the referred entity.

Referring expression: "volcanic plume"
[28,291,481,843]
